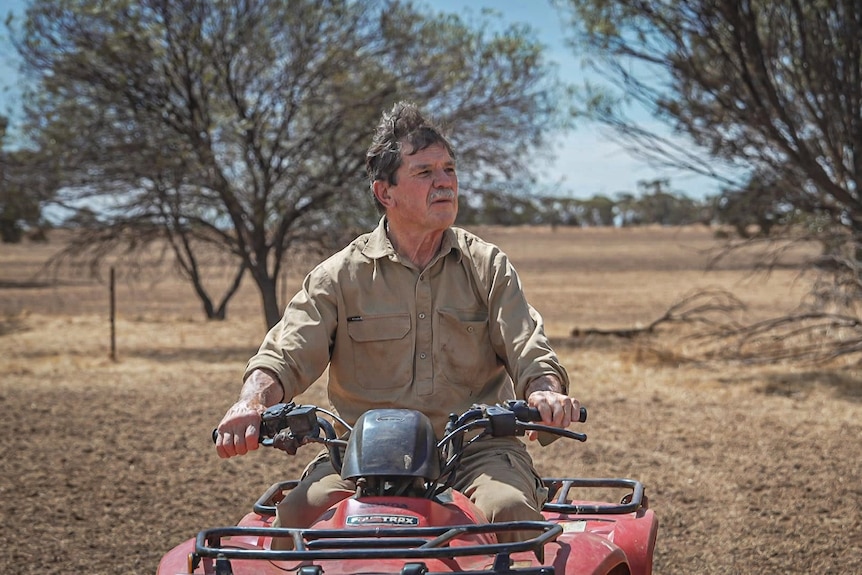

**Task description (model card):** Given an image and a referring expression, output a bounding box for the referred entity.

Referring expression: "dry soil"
[1,226,859,574]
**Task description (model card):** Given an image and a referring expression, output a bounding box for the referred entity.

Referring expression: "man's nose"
[433,169,455,187]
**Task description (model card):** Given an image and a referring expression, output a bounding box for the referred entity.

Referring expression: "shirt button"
[418,313,426,319]
[467,326,474,332]
[420,353,427,359]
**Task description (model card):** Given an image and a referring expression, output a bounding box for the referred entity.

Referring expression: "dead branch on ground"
[572,287,862,365]
[570,288,746,338]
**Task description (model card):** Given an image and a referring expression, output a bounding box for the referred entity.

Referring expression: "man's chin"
[430,200,457,215]
[426,211,457,230]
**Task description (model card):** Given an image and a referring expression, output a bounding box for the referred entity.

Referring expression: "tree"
[0,115,54,243]
[579,194,616,226]
[555,0,862,361]
[634,179,703,226]
[715,169,795,238]
[13,0,567,327]
[0,115,30,243]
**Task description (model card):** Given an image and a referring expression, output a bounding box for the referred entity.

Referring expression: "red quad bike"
[157,400,658,575]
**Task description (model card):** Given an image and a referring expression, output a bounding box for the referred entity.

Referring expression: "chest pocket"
[347,314,412,389]
[436,308,496,387]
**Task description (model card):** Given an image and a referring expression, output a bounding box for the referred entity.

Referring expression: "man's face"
[375,143,458,233]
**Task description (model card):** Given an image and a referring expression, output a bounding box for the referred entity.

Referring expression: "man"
[215,101,580,543]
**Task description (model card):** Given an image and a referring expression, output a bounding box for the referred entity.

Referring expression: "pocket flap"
[347,314,411,342]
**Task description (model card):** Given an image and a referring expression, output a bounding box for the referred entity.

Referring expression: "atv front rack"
[192,521,560,575]
[543,478,648,515]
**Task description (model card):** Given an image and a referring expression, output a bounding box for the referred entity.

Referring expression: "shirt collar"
[362,216,462,262]
[361,216,395,259]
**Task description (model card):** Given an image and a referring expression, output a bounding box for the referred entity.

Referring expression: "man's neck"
[386,222,446,270]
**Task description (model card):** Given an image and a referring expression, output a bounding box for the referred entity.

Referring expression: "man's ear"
[373,180,394,208]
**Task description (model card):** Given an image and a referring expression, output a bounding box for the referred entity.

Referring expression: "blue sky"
[0,0,723,200]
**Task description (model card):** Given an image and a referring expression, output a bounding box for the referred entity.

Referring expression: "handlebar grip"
[529,405,587,423]
[212,426,267,444]
[506,400,587,424]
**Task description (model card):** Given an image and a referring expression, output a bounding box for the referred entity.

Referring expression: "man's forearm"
[525,374,564,397]
[239,367,286,407]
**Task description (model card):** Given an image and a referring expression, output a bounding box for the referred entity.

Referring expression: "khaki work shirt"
[245,218,570,434]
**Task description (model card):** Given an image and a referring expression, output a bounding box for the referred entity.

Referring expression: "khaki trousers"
[273,437,548,545]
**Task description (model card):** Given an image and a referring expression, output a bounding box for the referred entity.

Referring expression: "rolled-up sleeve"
[244,265,338,400]
[485,249,570,400]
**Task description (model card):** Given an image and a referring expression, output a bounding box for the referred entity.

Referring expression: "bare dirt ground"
[1,225,860,574]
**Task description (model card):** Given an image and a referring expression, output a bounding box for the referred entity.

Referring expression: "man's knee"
[470,480,541,522]
[274,460,353,529]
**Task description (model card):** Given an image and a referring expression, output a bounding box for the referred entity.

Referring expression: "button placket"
[415,273,433,395]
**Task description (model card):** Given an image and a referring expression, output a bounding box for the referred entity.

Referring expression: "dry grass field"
[1,225,860,574]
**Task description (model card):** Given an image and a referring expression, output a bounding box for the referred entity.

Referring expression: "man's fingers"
[543,399,567,427]
[216,430,235,458]
[538,394,581,428]
[535,402,552,425]
[562,399,578,427]
[215,407,263,458]
[244,423,259,452]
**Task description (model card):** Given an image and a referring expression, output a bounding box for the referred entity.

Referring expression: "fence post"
[110,266,117,361]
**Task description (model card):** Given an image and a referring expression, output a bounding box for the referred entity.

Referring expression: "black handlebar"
[213,401,588,446]
[502,400,587,424]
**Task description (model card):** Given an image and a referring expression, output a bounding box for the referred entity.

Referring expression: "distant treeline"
[14,187,752,243]
[458,188,718,229]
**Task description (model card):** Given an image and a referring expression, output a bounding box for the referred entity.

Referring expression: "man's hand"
[524,375,580,442]
[215,368,285,458]
[215,401,264,458]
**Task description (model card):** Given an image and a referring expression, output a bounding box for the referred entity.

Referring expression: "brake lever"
[523,422,587,443]
[502,400,587,446]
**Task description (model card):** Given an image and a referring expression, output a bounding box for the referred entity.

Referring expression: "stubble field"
[1,225,860,574]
